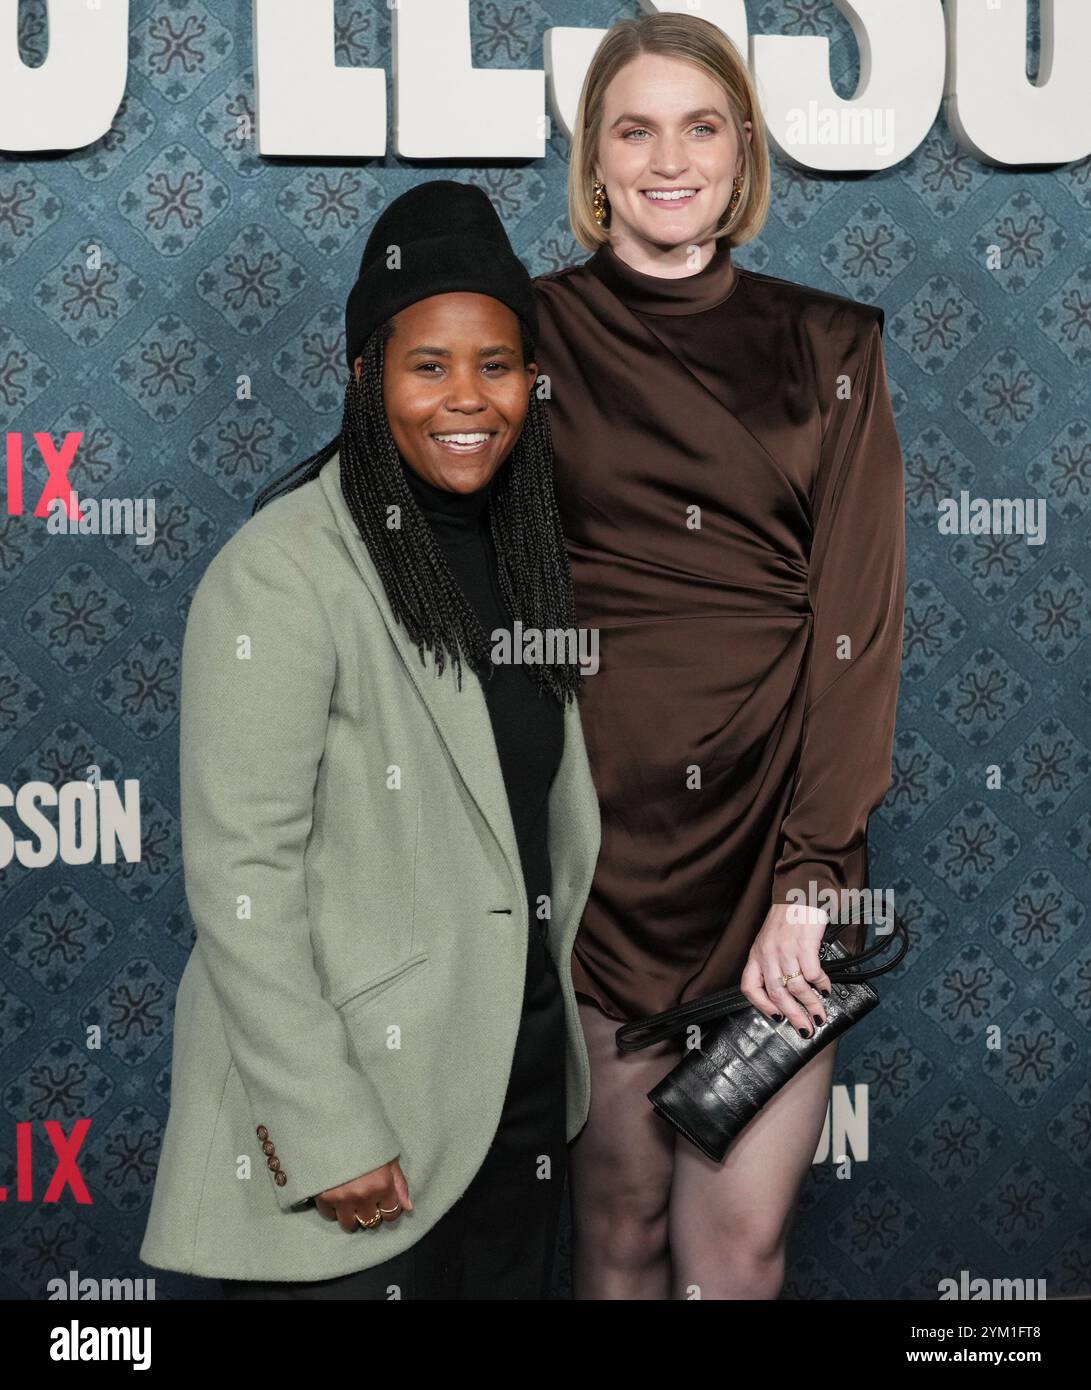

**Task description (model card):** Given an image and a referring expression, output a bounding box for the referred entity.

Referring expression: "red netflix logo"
[4,432,83,518]
[1,1118,93,1204]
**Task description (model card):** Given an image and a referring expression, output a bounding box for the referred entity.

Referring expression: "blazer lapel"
[547,694,601,947]
[317,453,520,900]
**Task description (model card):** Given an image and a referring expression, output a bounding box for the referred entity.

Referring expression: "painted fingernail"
[820,988,831,998]
[798,1026,811,1038]
[812,1013,824,1026]
[771,1013,785,1022]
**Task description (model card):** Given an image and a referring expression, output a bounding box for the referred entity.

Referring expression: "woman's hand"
[314,1159,413,1233]
[739,903,832,1038]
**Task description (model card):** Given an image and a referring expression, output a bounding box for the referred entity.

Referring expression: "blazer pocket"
[331,951,431,1016]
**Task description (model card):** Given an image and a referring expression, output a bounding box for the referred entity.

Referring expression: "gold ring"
[355,1210,382,1230]
[780,970,802,986]
[377,1203,401,1215]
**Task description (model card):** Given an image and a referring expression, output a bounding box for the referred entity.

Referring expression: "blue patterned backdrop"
[1,0,1089,1300]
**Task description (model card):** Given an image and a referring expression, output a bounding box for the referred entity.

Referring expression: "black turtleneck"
[399,459,565,944]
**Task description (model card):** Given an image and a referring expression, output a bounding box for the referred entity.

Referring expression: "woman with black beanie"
[140,181,601,1300]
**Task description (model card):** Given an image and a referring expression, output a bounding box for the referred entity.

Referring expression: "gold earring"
[727,173,744,219]
[592,179,608,225]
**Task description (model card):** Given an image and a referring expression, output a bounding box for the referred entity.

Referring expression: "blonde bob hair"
[567,11,771,253]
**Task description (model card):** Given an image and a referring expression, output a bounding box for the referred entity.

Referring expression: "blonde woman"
[533,12,905,1299]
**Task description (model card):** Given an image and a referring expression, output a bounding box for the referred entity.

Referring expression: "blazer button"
[256,1125,269,1141]
[267,1156,281,1172]
[261,1140,276,1156]
[274,1171,287,1187]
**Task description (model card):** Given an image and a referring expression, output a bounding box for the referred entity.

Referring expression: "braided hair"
[251,318,583,705]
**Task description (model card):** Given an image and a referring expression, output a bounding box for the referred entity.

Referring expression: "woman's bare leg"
[568,999,681,1300]
[667,1039,838,1300]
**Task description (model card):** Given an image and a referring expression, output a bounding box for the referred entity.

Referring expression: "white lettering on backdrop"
[0,0,1089,168]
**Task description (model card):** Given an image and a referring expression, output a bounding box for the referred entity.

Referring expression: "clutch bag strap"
[615,913,909,1053]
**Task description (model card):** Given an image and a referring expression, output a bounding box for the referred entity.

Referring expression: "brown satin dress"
[532,238,906,1023]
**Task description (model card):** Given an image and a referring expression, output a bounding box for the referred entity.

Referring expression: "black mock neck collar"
[400,459,493,534]
[586,236,739,316]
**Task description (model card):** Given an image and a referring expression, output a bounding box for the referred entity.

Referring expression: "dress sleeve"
[180,530,403,1211]
[770,307,905,912]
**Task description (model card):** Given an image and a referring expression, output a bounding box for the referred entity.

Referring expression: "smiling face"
[354,293,538,494]
[595,51,751,266]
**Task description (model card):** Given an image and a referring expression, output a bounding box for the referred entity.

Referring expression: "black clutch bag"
[614,915,909,1163]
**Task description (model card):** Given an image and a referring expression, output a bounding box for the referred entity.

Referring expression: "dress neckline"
[585,237,740,317]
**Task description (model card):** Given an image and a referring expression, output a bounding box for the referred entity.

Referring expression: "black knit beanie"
[344,180,538,375]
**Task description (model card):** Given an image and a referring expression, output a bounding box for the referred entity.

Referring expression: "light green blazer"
[139,452,601,1281]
